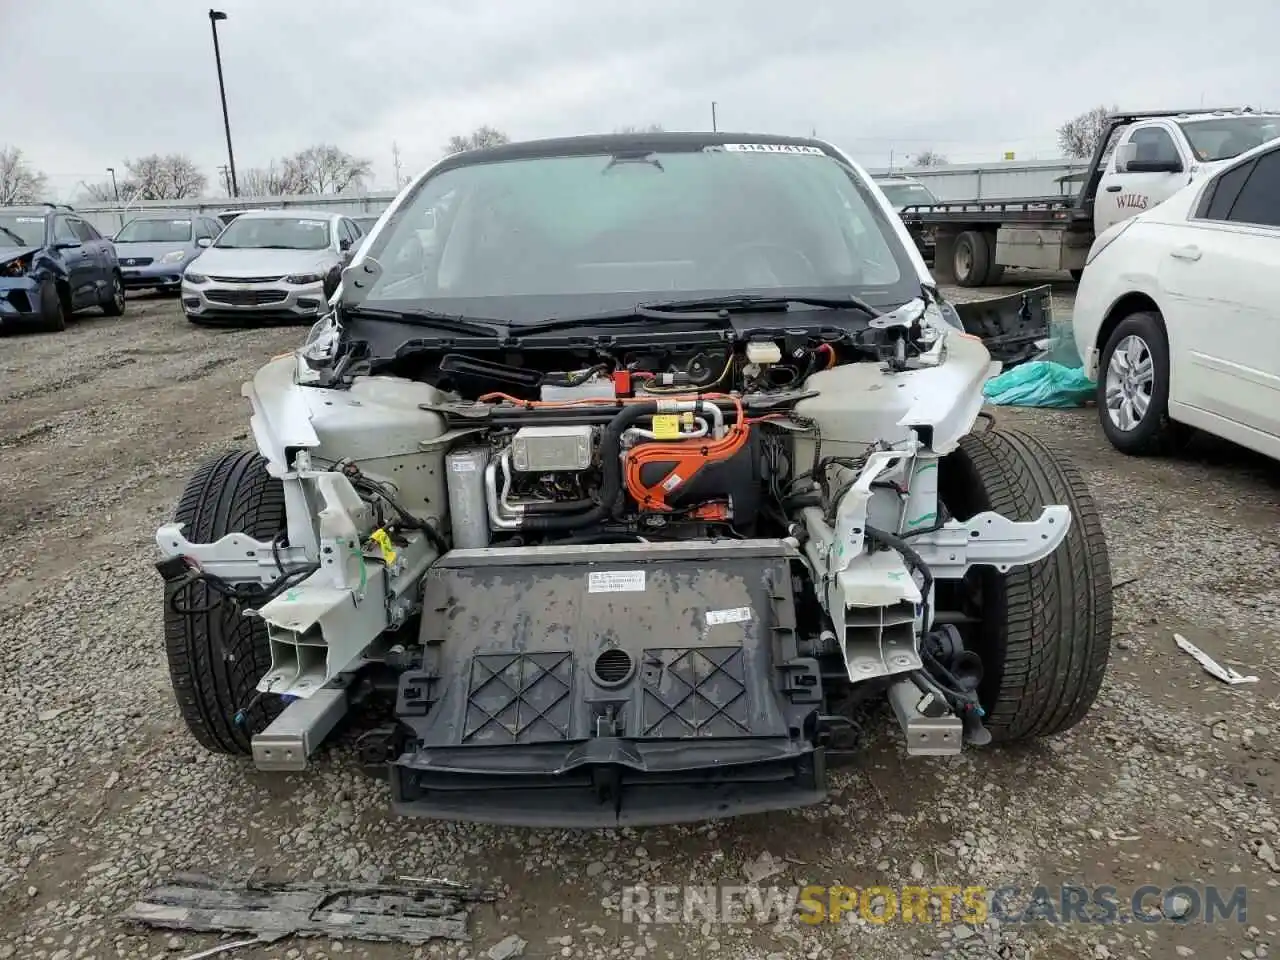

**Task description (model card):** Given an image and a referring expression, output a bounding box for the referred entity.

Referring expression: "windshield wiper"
[0,226,30,246]
[510,293,882,334]
[342,304,506,337]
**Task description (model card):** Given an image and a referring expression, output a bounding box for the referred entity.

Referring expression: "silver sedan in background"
[181,209,365,325]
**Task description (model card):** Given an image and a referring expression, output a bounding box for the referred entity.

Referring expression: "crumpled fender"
[794,325,999,456]
[242,354,320,475]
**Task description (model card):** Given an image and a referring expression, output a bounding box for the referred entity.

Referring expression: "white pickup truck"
[899,108,1280,286]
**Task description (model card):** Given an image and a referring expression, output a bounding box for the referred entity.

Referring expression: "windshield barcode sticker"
[721,143,825,155]
[588,571,645,593]
[450,459,476,472]
[706,606,752,626]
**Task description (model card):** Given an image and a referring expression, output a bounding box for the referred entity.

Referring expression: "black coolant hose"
[519,402,658,532]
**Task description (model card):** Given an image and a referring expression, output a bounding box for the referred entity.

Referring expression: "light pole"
[208,9,239,197]
[711,101,718,132]
[106,167,119,202]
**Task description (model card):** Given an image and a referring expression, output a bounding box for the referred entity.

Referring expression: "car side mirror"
[54,240,82,250]
[1113,143,1136,172]
[197,237,213,248]
[339,238,352,251]
[1128,158,1183,174]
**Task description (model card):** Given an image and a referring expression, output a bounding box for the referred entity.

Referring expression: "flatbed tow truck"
[900,108,1280,286]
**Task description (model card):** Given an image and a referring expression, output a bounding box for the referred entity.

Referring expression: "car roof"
[230,208,339,221]
[0,206,51,216]
[434,131,840,170]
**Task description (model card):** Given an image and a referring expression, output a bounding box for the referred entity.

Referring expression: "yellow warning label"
[651,415,681,440]
[369,528,397,564]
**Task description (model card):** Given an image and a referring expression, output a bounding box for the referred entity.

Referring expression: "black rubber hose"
[520,402,657,532]
[524,498,598,515]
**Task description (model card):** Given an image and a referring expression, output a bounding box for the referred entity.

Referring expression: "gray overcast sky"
[3,0,1277,199]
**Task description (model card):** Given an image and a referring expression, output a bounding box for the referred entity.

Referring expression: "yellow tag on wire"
[369,528,397,564]
[651,414,681,439]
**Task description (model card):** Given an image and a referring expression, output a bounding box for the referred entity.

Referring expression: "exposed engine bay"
[154,301,1105,827]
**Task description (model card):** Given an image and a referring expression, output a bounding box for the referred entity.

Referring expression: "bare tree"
[0,146,49,204]
[1057,104,1120,160]
[442,126,511,156]
[614,124,665,134]
[911,150,948,167]
[283,145,373,194]
[239,162,307,197]
[121,154,208,199]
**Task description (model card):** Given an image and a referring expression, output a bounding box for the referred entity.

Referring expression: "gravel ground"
[1,277,1278,960]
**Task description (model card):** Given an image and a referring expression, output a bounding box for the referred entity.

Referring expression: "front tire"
[939,429,1113,742]
[163,451,287,755]
[1097,310,1180,455]
[38,281,66,332]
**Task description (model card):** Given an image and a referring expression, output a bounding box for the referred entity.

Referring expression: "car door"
[52,215,96,308]
[1158,145,1280,438]
[1095,122,1192,234]
[71,218,113,297]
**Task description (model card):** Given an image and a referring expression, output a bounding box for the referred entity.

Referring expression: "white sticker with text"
[706,606,752,625]
[588,570,646,593]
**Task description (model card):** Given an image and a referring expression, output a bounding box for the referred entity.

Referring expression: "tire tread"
[952,429,1113,741]
[162,450,286,755]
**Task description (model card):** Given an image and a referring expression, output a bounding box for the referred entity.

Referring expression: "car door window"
[53,216,79,245]
[1127,126,1181,167]
[1223,150,1280,228]
[1198,159,1256,220]
[72,219,102,242]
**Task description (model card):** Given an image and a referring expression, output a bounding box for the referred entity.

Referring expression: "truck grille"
[205,289,288,306]
[208,275,283,284]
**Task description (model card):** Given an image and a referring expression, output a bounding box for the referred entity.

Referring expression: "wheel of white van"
[952,231,990,287]
[38,282,66,332]
[100,272,126,317]
[937,429,1113,742]
[163,450,287,755]
[1097,311,1180,455]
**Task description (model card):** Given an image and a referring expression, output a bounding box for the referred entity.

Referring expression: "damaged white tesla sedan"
[154,132,1112,827]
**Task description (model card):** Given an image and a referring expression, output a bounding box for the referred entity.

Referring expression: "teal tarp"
[983,360,1096,408]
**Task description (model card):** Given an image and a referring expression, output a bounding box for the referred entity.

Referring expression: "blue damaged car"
[0,204,125,333]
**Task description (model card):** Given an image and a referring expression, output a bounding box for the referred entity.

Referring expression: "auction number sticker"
[588,570,646,593]
[720,143,825,155]
[706,606,752,626]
